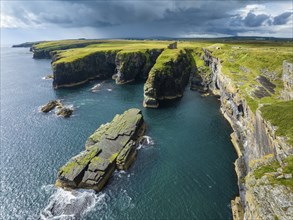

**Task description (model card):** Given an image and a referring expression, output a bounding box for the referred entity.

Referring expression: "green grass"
[261,101,293,146]
[210,44,292,112]
[254,156,293,190]
[52,41,169,64]
[254,160,280,179]
[37,39,293,144]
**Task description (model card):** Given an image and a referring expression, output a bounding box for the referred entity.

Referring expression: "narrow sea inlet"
[1,47,238,219]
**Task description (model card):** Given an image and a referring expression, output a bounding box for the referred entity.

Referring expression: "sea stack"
[55,108,146,192]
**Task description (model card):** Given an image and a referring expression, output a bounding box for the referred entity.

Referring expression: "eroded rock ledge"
[55,108,145,192]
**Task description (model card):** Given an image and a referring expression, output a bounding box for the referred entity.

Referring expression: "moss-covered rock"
[114,49,163,84]
[143,49,195,108]
[56,108,146,192]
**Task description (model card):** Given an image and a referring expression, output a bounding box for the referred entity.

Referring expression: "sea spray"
[40,188,101,219]
[137,136,155,150]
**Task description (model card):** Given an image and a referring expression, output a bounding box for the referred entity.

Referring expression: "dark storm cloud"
[273,12,293,25]
[1,0,293,38]
[243,12,270,27]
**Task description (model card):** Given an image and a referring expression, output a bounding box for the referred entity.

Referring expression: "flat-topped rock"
[56,108,145,192]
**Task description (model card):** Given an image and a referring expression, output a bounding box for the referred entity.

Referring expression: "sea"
[0,47,238,220]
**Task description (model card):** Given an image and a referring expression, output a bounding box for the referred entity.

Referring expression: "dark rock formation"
[56,107,73,118]
[168,42,177,49]
[40,100,61,113]
[114,49,163,84]
[41,100,73,118]
[52,51,117,88]
[143,49,195,108]
[56,108,146,192]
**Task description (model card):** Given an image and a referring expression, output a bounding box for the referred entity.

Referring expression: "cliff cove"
[2,38,292,219]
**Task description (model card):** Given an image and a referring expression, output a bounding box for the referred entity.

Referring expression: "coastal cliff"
[143,49,195,108]
[200,48,293,220]
[56,108,145,191]
[52,50,117,88]
[114,49,163,84]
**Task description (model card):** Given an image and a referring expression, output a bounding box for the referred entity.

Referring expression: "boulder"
[56,107,73,118]
[41,100,61,113]
[56,108,146,192]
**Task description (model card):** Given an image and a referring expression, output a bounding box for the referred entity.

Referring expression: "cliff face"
[52,51,117,88]
[201,49,293,220]
[114,49,163,84]
[281,61,293,101]
[143,49,195,108]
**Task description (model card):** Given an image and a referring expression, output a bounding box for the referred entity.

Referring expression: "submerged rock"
[56,108,146,192]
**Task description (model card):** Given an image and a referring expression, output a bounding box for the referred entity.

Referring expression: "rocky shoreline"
[200,49,293,220]
[22,40,293,219]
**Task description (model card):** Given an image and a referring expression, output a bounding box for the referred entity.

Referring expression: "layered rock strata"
[201,49,293,220]
[55,108,145,192]
[143,49,195,108]
[281,60,293,101]
[114,49,163,84]
[52,51,117,88]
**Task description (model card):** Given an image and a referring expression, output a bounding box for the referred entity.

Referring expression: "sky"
[1,0,293,45]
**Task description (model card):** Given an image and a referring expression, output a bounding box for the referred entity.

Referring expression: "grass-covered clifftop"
[26,38,293,219]
[143,48,195,108]
[32,39,293,145]
[201,42,293,145]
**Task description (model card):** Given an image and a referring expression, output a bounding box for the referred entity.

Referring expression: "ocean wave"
[40,188,101,220]
[137,136,155,150]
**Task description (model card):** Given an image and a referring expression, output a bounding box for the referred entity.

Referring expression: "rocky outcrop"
[281,60,293,101]
[56,107,73,118]
[41,100,73,118]
[201,49,293,220]
[168,42,177,49]
[55,108,145,192]
[52,51,117,88]
[114,49,163,84]
[143,49,195,108]
[41,100,62,113]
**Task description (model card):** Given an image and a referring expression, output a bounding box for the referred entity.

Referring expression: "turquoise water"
[1,47,238,219]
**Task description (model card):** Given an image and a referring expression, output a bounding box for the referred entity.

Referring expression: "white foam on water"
[40,187,103,220]
[137,136,155,150]
[107,89,112,92]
